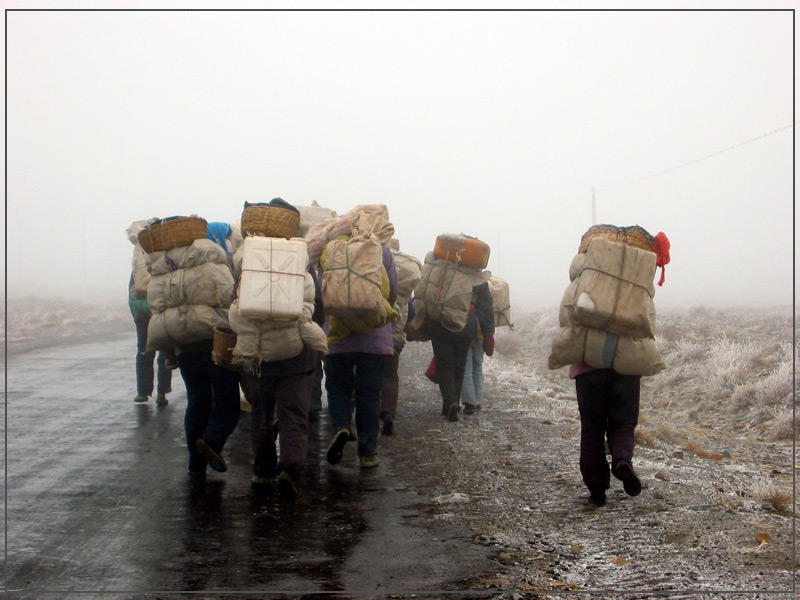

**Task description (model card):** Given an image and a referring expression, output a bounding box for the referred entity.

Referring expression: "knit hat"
[653,232,670,286]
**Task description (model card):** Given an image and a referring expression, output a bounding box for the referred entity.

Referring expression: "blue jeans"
[325,352,386,457]
[461,339,484,406]
[177,350,241,472]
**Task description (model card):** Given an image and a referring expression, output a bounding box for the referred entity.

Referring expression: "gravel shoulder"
[384,335,796,599]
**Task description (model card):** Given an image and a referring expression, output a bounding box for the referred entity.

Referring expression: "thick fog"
[4,6,795,310]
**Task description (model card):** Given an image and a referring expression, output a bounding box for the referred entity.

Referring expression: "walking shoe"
[251,475,270,491]
[447,404,459,422]
[326,428,350,465]
[277,470,297,501]
[588,491,607,507]
[463,403,475,415]
[134,395,148,403]
[195,439,227,473]
[155,394,169,406]
[614,459,642,497]
[360,454,380,468]
[381,415,394,436]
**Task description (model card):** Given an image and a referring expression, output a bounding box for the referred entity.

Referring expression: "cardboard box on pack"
[238,236,308,320]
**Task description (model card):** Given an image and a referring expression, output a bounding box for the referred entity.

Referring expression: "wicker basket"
[578,224,654,254]
[138,216,208,253]
[211,327,238,370]
[241,204,300,239]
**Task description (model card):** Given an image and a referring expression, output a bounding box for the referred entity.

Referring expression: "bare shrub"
[701,336,762,400]
[649,366,685,392]
[730,382,758,412]
[495,331,522,357]
[673,339,706,362]
[634,425,659,447]
[754,361,793,407]
[746,479,792,511]
[766,409,797,441]
[657,324,682,342]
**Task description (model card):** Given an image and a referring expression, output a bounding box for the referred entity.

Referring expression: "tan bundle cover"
[564,237,657,338]
[146,305,230,352]
[145,238,229,277]
[297,202,338,238]
[548,325,665,376]
[489,276,512,328]
[322,234,386,319]
[414,252,490,333]
[391,248,423,302]
[147,263,234,314]
[305,204,391,263]
[130,245,150,296]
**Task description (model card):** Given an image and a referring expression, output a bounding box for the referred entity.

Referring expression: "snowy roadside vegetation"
[393,304,796,597]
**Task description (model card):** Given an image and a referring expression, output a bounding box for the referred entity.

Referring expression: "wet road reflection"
[4,335,489,598]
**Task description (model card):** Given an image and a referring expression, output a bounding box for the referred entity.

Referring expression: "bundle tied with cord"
[549,224,671,376]
[321,223,399,346]
[227,198,328,371]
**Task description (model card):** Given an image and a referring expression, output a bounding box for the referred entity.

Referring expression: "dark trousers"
[134,317,172,397]
[245,370,312,480]
[431,337,472,412]
[379,350,401,418]
[309,354,325,415]
[177,350,241,472]
[325,352,385,457]
[575,369,641,493]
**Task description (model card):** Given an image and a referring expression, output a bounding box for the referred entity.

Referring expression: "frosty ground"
[3,299,796,599]
[389,305,796,599]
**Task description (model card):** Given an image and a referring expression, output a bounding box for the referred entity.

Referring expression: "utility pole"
[592,186,597,225]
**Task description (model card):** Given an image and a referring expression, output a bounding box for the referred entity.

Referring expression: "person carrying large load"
[227,198,328,500]
[549,223,671,507]
[408,233,495,423]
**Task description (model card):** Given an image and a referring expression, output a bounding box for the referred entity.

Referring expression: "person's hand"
[483,334,495,357]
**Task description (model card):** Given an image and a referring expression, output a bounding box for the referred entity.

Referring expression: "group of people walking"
[127,208,664,508]
[126,203,498,502]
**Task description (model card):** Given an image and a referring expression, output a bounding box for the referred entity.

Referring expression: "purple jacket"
[326,245,397,356]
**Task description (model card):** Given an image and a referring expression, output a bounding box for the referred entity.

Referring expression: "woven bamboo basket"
[138,216,208,253]
[241,204,300,239]
[211,327,238,370]
[578,224,654,253]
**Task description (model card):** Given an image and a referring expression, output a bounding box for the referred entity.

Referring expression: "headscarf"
[206,222,232,253]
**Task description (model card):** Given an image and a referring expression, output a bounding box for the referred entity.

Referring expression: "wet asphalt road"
[3,333,490,599]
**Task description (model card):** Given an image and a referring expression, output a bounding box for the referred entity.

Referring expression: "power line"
[598,122,795,193]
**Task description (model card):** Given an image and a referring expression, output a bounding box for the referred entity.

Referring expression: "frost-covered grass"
[497,305,795,443]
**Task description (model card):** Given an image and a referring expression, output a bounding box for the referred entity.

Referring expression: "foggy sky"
[4,5,796,310]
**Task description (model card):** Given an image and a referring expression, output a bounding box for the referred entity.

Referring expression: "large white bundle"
[489,276,512,329]
[233,237,309,320]
[147,263,234,314]
[229,271,326,367]
[562,237,657,338]
[146,305,230,352]
[548,325,665,376]
[414,252,490,333]
[146,238,229,276]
